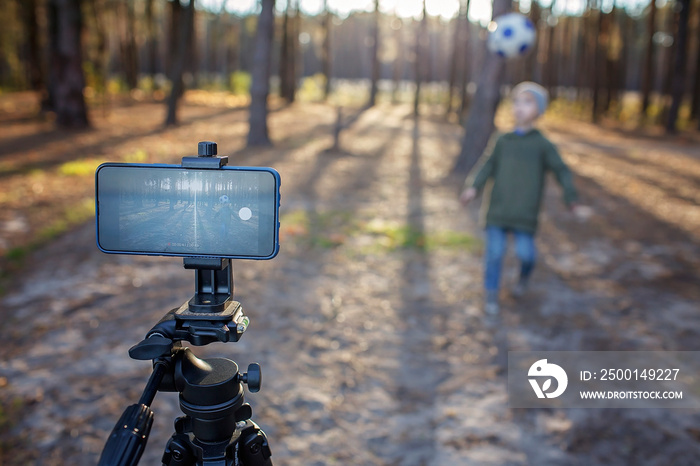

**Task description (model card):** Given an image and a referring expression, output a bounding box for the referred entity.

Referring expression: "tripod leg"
[162,432,196,466]
[98,404,154,466]
[161,419,272,466]
[98,362,169,466]
[236,421,273,466]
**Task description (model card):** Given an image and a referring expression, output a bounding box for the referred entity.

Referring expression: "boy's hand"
[460,187,477,205]
[570,204,593,221]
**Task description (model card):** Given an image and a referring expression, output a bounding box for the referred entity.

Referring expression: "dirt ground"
[1,93,700,465]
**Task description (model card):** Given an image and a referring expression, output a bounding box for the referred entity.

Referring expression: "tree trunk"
[186,0,198,87]
[576,11,591,103]
[86,0,107,110]
[121,0,139,90]
[368,0,380,107]
[451,0,510,176]
[46,0,89,127]
[164,0,195,126]
[280,0,297,103]
[690,9,700,123]
[640,0,657,118]
[542,7,557,93]
[659,2,678,125]
[291,0,300,101]
[391,13,403,104]
[280,4,291,100]
[413,1,427,116]
[591,6,604,122]
[458,0,473,115]
[692,13,700,123]
[293,3,302,88]
[602,7,614,114]
[208,6,221,78]
[145,0,158,89]
[526,1,541,82]
[445,0,466,116]
[574,15,586,99]
[666,0,691,132]
[213,1,232,80]
[247,0,276,147]
[225,19,239,77]
[19,0,44,91]
[322,0,332,99]
[166,0,182,85]
[616,9,632,116]
[561,16,573,91]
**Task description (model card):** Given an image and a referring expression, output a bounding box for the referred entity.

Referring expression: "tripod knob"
[198,141,217,156]
[241,363,262,393]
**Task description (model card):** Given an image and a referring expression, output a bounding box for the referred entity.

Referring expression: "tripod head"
[129,258,252,360]
[98,143,272,466]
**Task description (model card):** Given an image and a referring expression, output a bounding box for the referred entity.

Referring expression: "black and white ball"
[487,13,536,58]
[219,195,230,204]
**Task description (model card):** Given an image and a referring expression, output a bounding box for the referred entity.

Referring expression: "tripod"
[98,144,273,466]
[98,258,272,466]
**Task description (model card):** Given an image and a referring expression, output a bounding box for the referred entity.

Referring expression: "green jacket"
[470,129,577,234]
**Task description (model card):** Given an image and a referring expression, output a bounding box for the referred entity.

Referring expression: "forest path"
[0,97,699,465]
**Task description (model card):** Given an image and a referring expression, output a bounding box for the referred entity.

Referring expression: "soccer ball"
[487,13,536,58]
[219,195,229,203]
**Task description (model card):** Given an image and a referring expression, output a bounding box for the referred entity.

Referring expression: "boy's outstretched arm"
[543,142,578,207]
[460,138,501,204]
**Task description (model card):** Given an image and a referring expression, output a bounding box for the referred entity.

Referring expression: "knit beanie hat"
[512,82,548,115]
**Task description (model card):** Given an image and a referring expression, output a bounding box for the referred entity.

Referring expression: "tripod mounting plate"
[130,300,249,360]
[173,299,248,346]
[174,299,243,322]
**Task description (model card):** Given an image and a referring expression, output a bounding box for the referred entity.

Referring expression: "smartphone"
[96,163,280,260]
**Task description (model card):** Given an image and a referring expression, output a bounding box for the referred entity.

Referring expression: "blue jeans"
[484,226,536,292]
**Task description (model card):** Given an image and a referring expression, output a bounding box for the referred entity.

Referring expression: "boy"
[460,82,583,315]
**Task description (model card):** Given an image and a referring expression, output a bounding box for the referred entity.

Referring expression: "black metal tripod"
[98,258,272,466]
[98,144,273,466]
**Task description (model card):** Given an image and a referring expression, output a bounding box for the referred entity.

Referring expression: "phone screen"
[96,164,280,259]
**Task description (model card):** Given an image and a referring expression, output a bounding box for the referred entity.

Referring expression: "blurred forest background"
[1,0,699,133]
